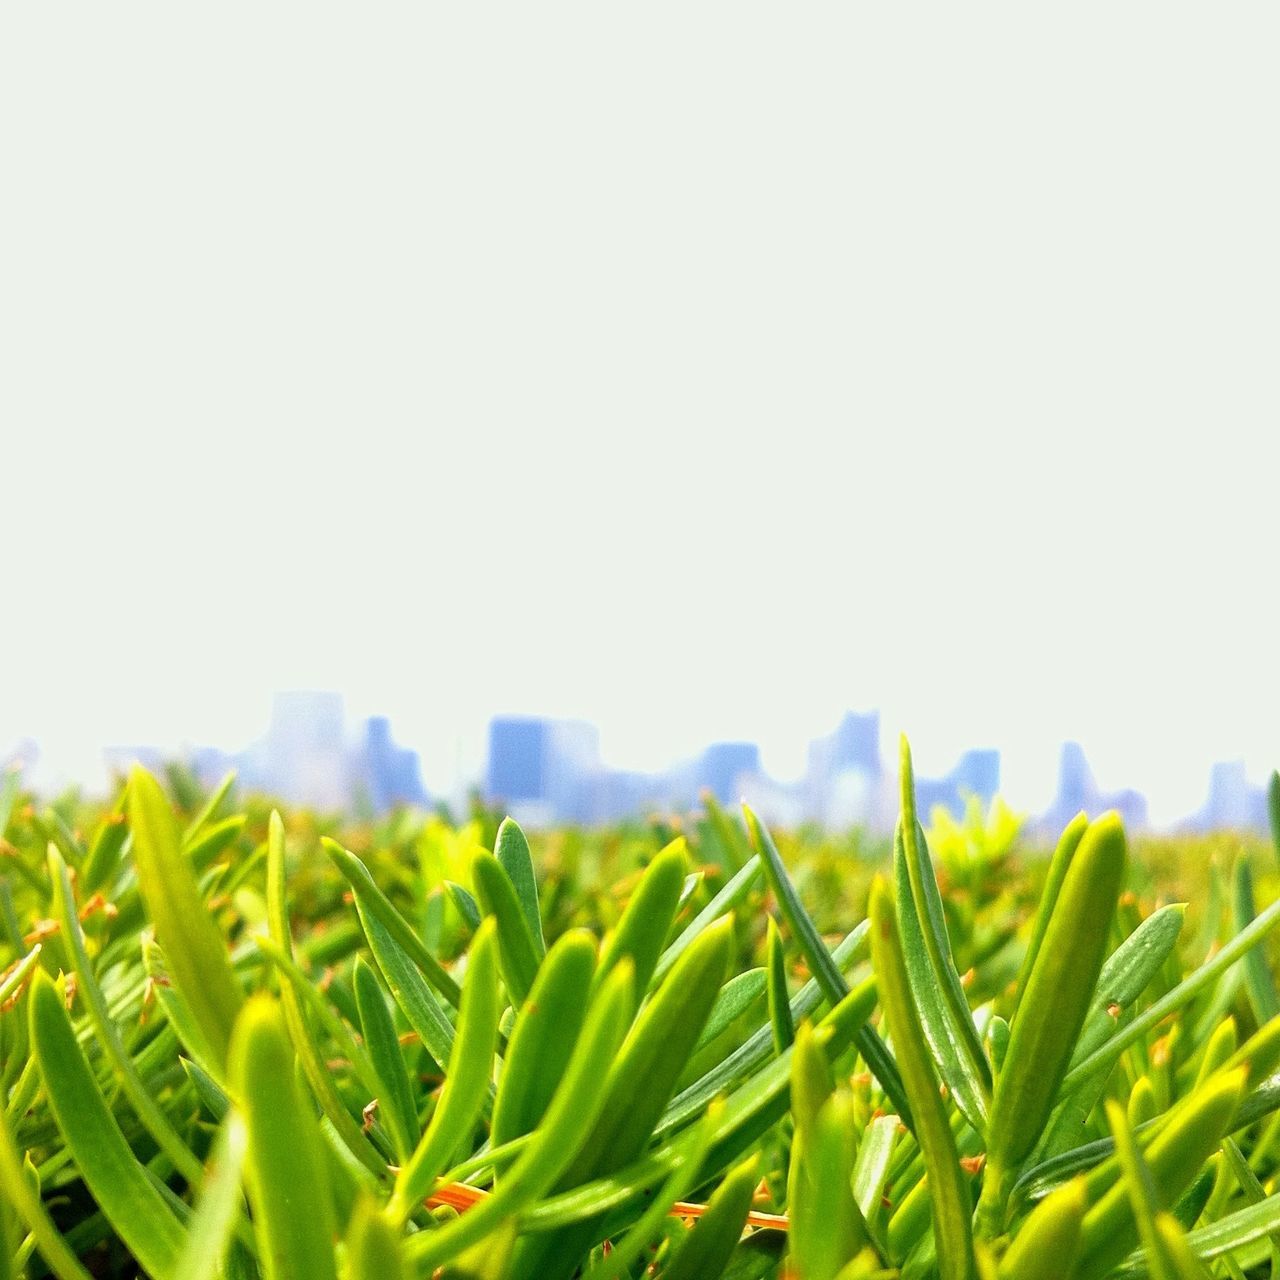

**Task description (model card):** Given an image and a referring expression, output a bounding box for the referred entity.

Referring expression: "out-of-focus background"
[3,7,1276,830]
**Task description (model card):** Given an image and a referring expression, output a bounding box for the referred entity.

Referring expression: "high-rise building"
[805,711,884,827]
[486,716,601,824]
[696,742,762,805]
[360,716,427,812]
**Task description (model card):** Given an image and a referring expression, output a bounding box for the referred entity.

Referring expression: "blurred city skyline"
[6,691,1273,836]
[4,9,1277,830]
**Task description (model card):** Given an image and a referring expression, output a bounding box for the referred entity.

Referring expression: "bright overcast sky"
[2,7,1277,824]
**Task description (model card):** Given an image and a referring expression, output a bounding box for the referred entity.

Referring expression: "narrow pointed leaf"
[128,765,244,1072]
[495,817,545,959]
[29,969,186,1280]
[172,1112,249,1280]
[745,804,909,1125]
[472,850,541,1005]
[868,877,976,1280]
[229,996,339,1280]
[390,917,501,1220]
[491,928,595,1148]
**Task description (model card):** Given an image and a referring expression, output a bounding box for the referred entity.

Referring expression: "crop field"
[3,748,1280,1279]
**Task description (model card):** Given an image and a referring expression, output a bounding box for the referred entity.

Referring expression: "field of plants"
[3,746,1280,1279]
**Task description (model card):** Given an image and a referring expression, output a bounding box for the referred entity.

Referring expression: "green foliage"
[0,755,1279,1279]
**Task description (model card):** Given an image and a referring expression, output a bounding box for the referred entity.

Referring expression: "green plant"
[2,748,1280,1278]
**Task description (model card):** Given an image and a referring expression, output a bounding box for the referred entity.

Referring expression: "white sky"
[2,7,1277,825]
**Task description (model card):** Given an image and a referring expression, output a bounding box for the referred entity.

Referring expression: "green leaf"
[663,1154,761,1280]
[47,846,204,1187]
[790,1091,871,1280]
[998,1179,1086,1280]
[323,838,462,1007]
[1233,852,1280,1023]
[80,791,129,894]
[1040,903,1186,1157]
[766,917,794,1053]
[28,968,187,1280]
[0,944,41,1007]
[344,1194,406,1280]
[127,765,244,1073]
[390,916,502,1221]
[0,1077,94,1280]
[894,749,991,1138]
[491,928,595,1149]
[868,877,976,1280]
[594,837,687,1012]
[182,770,236,845]
[512,917,736,1280]
[264,811,383,1176]
[172,1112,249,1280]
[980,812,1126,1230]
[406,961,634,1274]
[1107,1098,1174,1279]
[353,888,456,1072]
[495,817,546,960]
[1014,813,1089,1018]
[1269,770,1280,866]
[852,1113,899,1224]
[472,850,542,1006]
[653,855,763,988]
[745,804,909,1125]
[1063,885,1280,1095]
[568,915,735,1185]
[1073,1069,1245,1280]
[578,1099,721,1280]
[353,955,421,1161]
[229,996,339,1280]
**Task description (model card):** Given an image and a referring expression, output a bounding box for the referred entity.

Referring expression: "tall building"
[805,711,885,827]
[915,748,1001,821]
[1190,760,1267,832]
[486,716,601,824]
[1040,740,1148,834]
[359,716,427,812]
[696,742,762,805]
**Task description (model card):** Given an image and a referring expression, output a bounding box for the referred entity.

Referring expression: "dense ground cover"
[2,750,1280,1278]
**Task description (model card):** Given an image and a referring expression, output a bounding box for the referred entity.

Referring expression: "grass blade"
[127,765,243,1074]
[980,813,1126,1232]
[172,1112,248,1280]
[229,996,339,1280]
[662,1154,761,1280]
[471,850,542,1005]
[324,838,462,1007]
[744,804,910,1125]
[406,961,634,1273]
[353,955,421,1160]
[491,928,595,1148]
[594,837,687,1011]
[868,877,976,1280]
[47,846,204,1188]
[494,817,546,960]
[264,811,383,1176]
[28,969,186,1280]
[389,917,501,1221]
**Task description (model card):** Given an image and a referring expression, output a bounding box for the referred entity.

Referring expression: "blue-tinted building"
[486,716,601,823]
[915,748,1001,820]
[360,716,427,812]
[696,742,761,805]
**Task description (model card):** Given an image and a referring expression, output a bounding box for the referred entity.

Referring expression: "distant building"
[1189,760,1267,832]
[696,742,761,805]
[359,716,427,812]
[486,716,601,824]
[1040,740,1148,834]
[805,711,884,827]
[915,748,1001,821]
